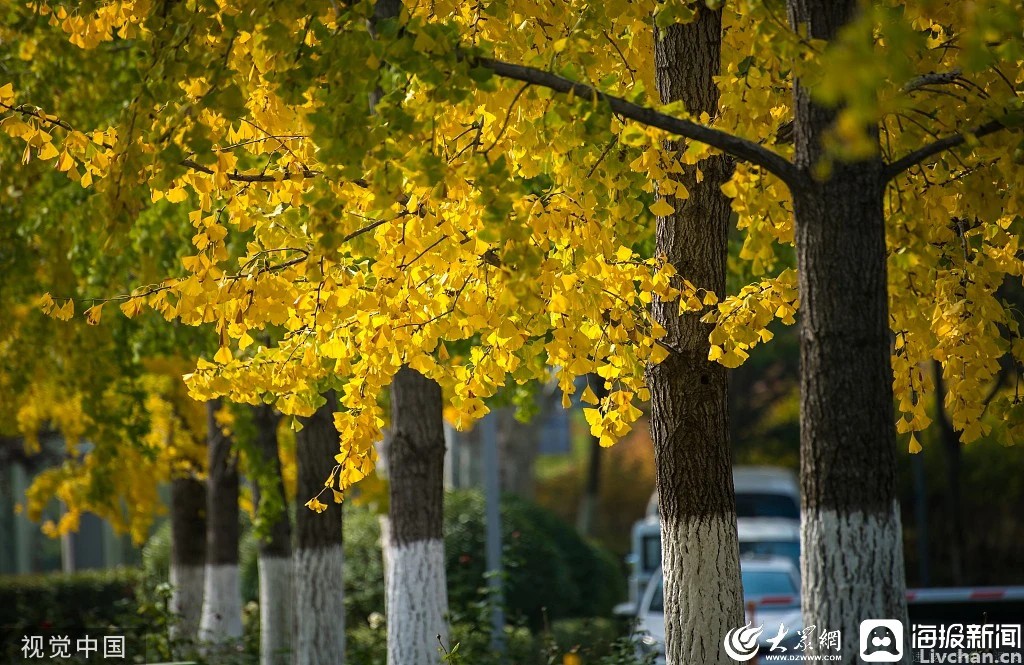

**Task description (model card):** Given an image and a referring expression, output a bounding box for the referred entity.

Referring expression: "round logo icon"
[724,622,765,661]
[860,619,904,663]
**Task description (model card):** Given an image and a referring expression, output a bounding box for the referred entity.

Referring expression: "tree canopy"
[2,0,1022,501]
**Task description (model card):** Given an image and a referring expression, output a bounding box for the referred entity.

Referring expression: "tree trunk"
[932,360,965,584]
[648,9,744,665]
[387,366,449,665]
[294,393,345,665]
[787,2,909,658]
[252,404,294,665]
[577,375,608,536]
[496,406,538,499]
[170,476,206,645]
[199,399,243,646]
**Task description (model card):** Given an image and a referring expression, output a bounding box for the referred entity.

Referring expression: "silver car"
[635,556,803,664]
[624,466,801,615]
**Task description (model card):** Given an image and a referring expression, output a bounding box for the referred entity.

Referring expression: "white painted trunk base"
[169,563,205,642]
[198,563,243,645]
[258,555,293,665]
[386,539,449,665]
[802,503,909,662]
[661,514,743,665]
[293,545,345,665]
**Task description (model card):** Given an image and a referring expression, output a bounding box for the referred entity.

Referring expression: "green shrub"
[140,519,169,585]
[0,566,632,665]
[342,504,387,626]
[349,618,629,665]
[346,623,388,665]
[508,496,626,617]
[141,490,625,631]
[240,527,259,604]
[0,568,141,662]
[444,490,625,627]
[445,491,578,626]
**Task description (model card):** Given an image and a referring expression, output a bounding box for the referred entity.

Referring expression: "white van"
[737,517,800,569]
[733,466,800,520]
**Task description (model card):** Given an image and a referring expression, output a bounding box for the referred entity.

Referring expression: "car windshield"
[739,541,800,568]
[741,570,797,598]
[735,492,800,519]
[642,534,661,573]
[648,578,664,613]
[647,569,796,613]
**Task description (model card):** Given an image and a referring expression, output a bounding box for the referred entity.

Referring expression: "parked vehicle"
[635,557,803,664]
[620,466,800,614]
[733,466,800,520]
[643,466,800,521]
[623,515,662,613]
[737,517,800,570]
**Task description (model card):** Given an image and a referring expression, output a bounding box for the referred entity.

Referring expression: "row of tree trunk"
[167,382,447,665]
[169,400,289,663]
[647,2,909,663]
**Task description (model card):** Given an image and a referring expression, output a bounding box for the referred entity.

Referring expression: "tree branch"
[883,118,1009,181]
[903,69,962,93]
[180,158,321,183]
[471,56,804,190]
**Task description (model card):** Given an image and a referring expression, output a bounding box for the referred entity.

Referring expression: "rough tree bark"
[387,366,449,665]
[169,476,206,645]
[252,404,293,665]
[293,393,345,665]
[199,399,243,646]
[647,8,744,665]
[787,1,909,657]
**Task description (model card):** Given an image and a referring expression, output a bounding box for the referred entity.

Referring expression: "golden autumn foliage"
[2,0,1021,512]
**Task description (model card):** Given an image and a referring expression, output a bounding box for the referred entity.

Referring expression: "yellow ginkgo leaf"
[304,497,328,513]
[84,303,103,325]
[165,187,189,203]
[649,198,675,217]
[38,142,60,161]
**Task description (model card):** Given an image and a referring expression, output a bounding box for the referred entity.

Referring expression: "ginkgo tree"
[2,3,727,660]
[0,133,219,647]
[4,0,1024,662]
[0,142,205,550]
[0,20,285,655]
